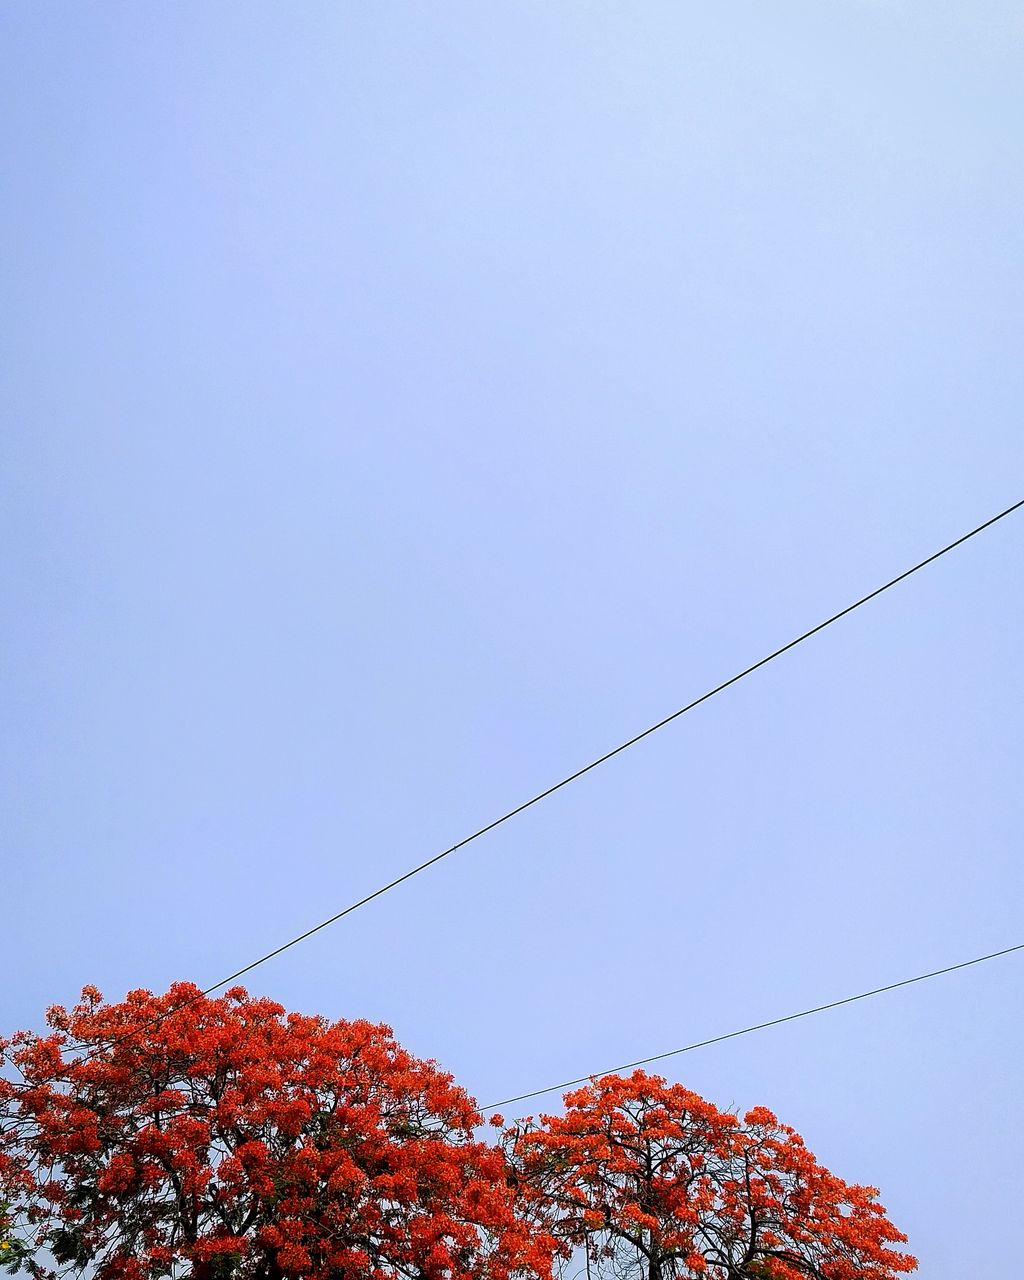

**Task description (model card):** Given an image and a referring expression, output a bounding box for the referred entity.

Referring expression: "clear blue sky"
[2,4,1022,1273]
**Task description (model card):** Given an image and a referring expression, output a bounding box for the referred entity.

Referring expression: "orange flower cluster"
[503,1071,917,1280]
[0,989,916,1280]
[0,985,553,1280]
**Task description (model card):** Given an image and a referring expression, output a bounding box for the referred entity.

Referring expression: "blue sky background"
[2,3,1022,1274]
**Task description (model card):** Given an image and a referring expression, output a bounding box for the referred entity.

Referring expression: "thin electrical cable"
[75,495,1024,1058]
[197,498,1023,996]
[481,941,1024,1112]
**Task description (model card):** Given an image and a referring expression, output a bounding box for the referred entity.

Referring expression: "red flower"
[0,984,552,1280]
[503,1070,916,1280]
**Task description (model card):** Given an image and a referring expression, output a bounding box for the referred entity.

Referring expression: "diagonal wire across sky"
[199,497,1023,996]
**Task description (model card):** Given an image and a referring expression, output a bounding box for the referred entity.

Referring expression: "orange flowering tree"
[0,985,553,1280]
[502,1071,916,1280]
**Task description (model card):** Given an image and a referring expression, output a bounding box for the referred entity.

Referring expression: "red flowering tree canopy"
[0,991,918,1280]
[0,984,552,1280]
[502,1071,917,1280]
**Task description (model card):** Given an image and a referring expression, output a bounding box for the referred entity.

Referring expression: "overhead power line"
[199,498,1022,997]
[75,496,1023,1059]
[481,941,1024,1112]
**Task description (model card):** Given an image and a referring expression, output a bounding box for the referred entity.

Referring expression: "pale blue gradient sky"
[2,4,1022,1274]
